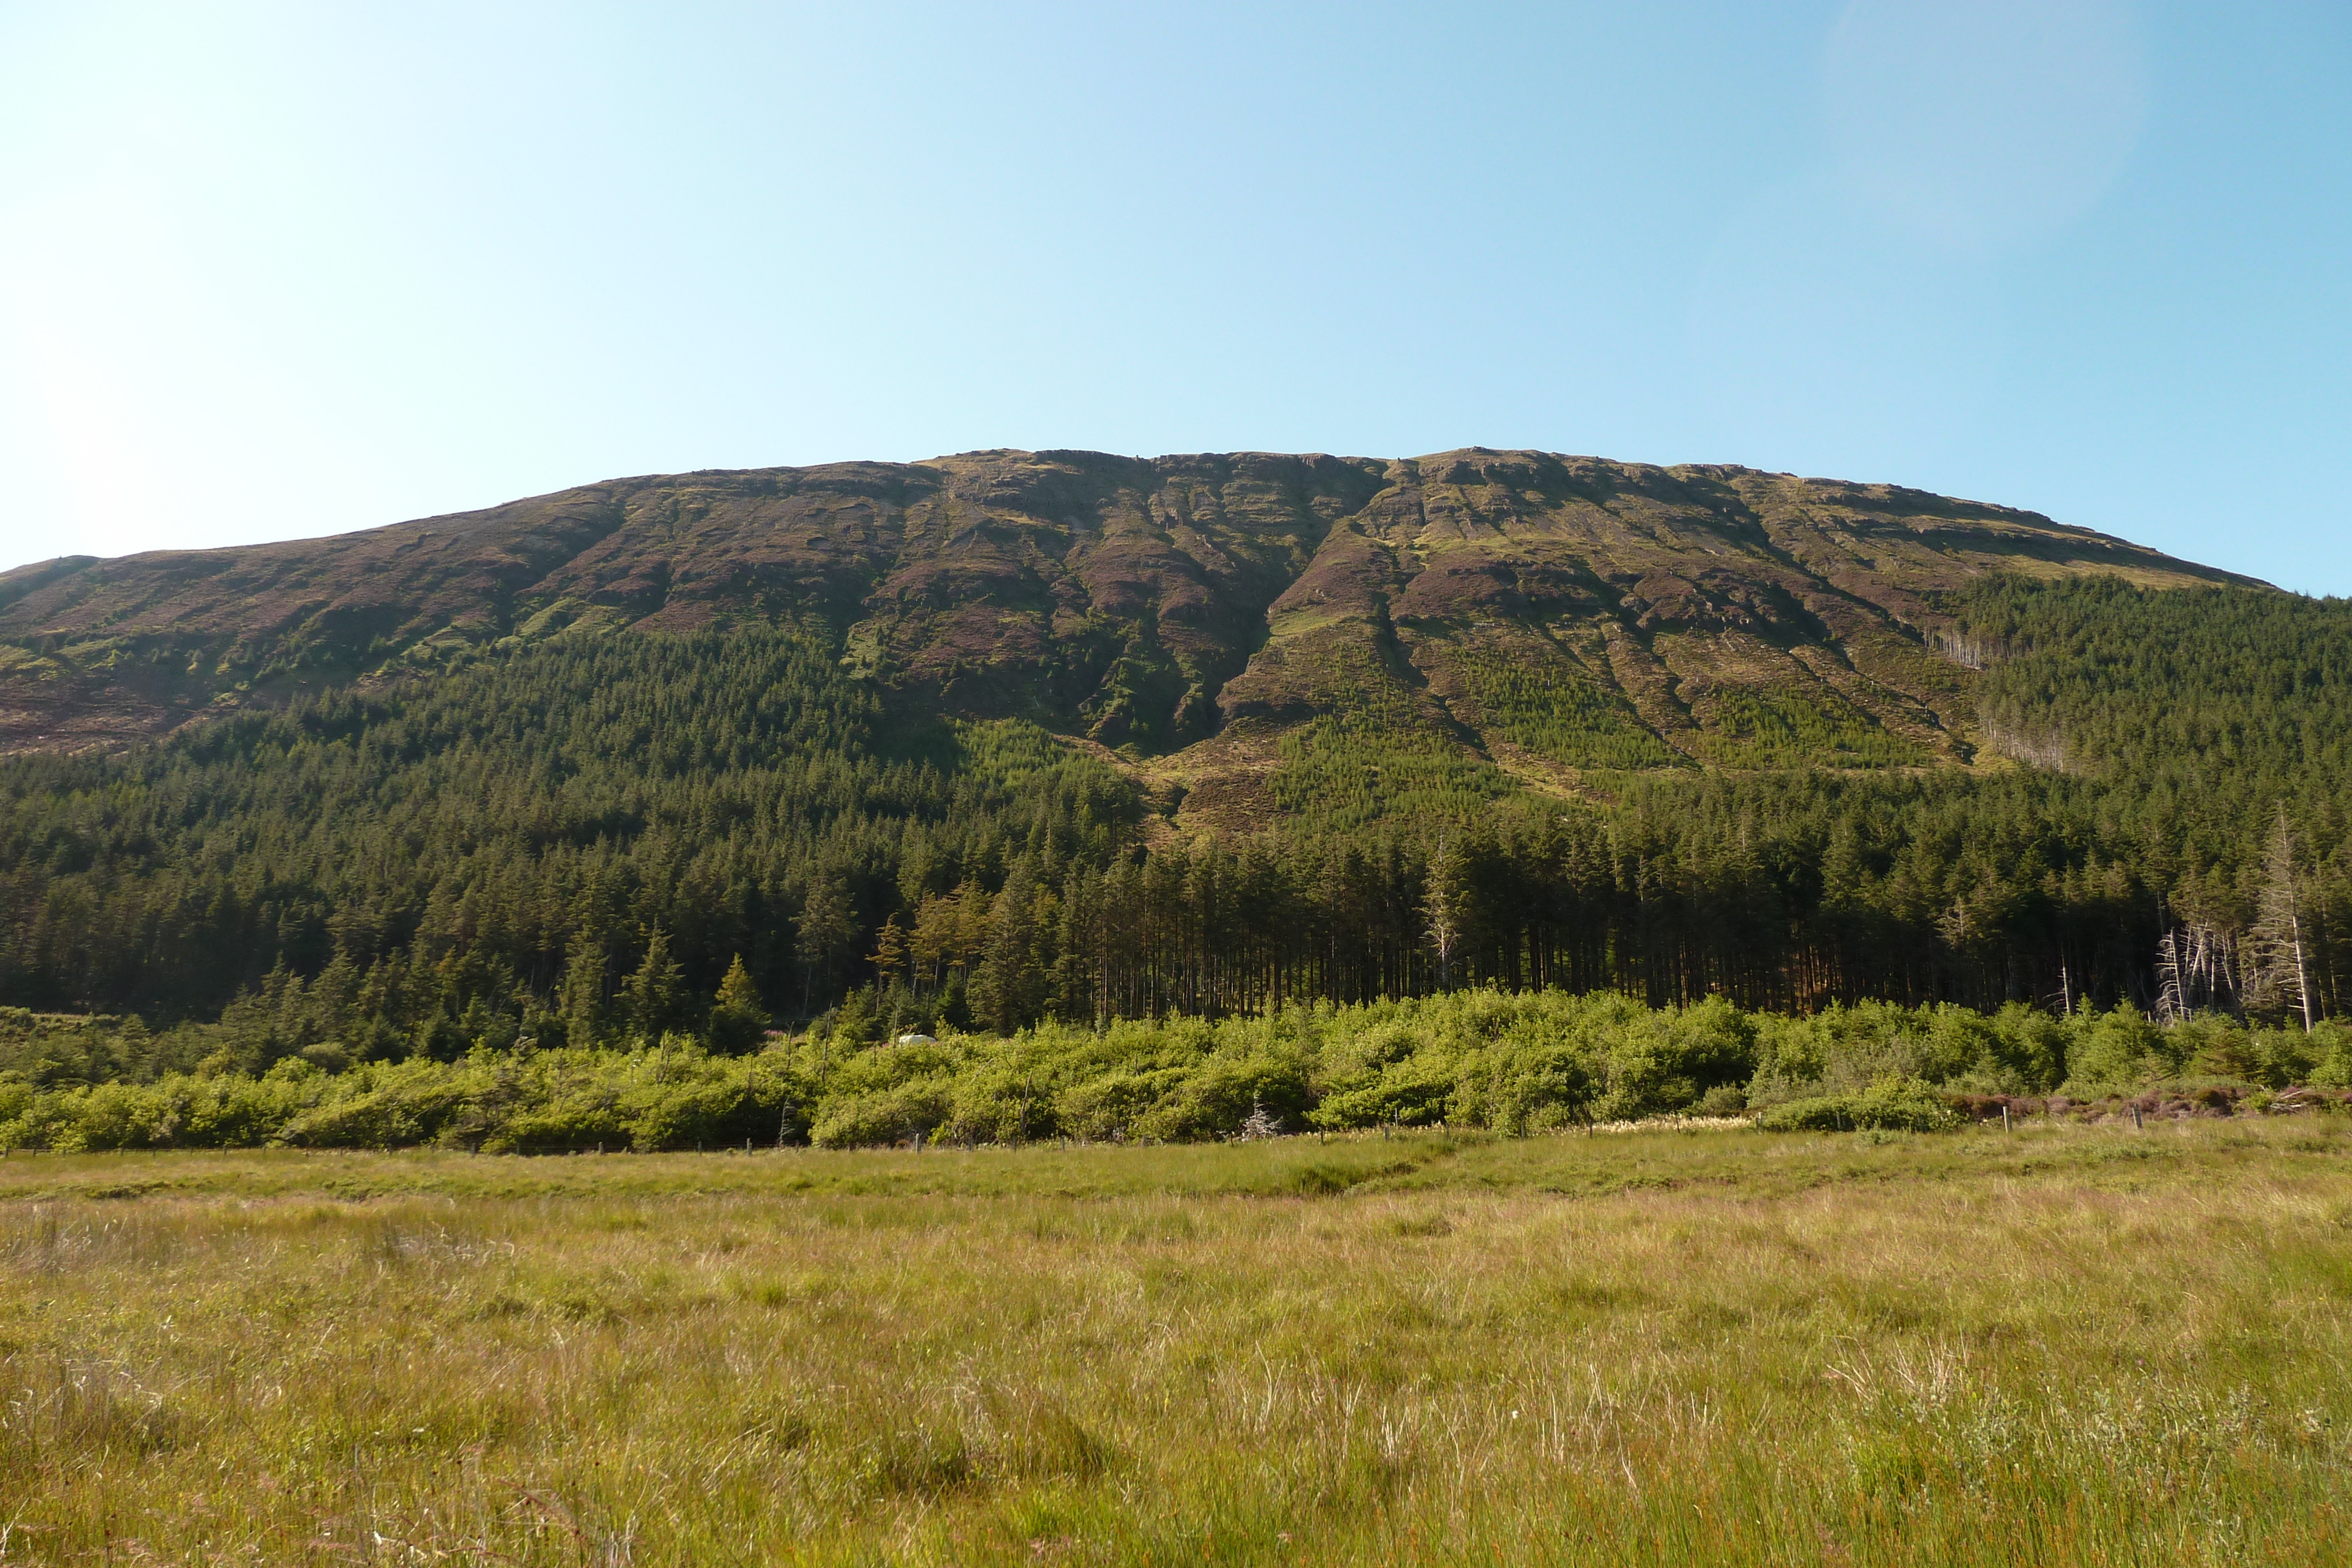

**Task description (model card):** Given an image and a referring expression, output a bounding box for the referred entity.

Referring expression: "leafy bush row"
[6,989,2348,1152]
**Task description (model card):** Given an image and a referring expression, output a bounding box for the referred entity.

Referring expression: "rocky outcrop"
[0,449,2256,775]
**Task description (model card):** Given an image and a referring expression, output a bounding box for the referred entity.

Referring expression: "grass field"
[4,1121,2350,1565]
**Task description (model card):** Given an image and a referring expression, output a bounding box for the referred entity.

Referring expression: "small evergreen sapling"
[707,954,769,1055]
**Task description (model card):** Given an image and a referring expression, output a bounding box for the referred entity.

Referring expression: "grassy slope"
[6,1123,2350,1564]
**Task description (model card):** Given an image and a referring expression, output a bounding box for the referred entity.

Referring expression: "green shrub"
[942,1067,1058,1145]
[1756,1077,1959,1134]
[2307,1022,2352,1088]
[1055,1068,1188,1142]
[278,1074,472,1148]
[811,1079,957,1148]
[1591,995,1755,1119]
[1311,1059,1459,1129]
[1132,1055,1310,1142]
[2062,1007,2165,1095]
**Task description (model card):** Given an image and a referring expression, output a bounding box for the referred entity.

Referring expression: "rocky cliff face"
[0,449,2253,814]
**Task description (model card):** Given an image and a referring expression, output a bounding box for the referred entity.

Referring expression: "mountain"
[0,450,2253,830]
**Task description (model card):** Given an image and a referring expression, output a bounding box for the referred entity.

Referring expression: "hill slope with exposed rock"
[0,449,2258,824]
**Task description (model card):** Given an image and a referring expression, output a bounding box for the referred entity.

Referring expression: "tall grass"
[2,1121,2349,1563]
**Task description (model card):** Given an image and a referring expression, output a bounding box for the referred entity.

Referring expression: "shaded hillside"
[0,452,2251,811]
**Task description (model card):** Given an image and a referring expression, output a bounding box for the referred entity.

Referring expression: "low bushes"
[2,992,2345,1151]
[0,1043,809,1155]
[1754,1078,1960,1134]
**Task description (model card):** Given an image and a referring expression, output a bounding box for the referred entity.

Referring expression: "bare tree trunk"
[2156,929,2187,1024]
[1424,834,1463,991]
[2254,808,2317,1032]
[2293,914,2316,1034]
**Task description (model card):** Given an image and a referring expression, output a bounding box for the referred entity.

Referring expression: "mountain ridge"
[0,449,2264,824]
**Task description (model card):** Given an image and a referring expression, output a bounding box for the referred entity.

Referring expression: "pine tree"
[972,866,1047,1034]
[618,930,685,1044]
[911,895,955,996]
[793,875,857,1018]
[707,952,769,1055]
[559,930,609,1049]
[867,917,908,989]
[951,880,992,981]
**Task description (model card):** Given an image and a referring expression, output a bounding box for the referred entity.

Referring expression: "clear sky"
[3,1,2347,591]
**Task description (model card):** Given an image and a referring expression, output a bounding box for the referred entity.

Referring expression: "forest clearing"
[5,1118,2350,1565]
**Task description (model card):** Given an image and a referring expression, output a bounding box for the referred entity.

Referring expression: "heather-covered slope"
[0,450,2251,791]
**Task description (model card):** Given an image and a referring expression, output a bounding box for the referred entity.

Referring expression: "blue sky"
[2,1,2347,591]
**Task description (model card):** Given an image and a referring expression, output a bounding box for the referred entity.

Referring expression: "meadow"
[4,1118,2350,1564]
